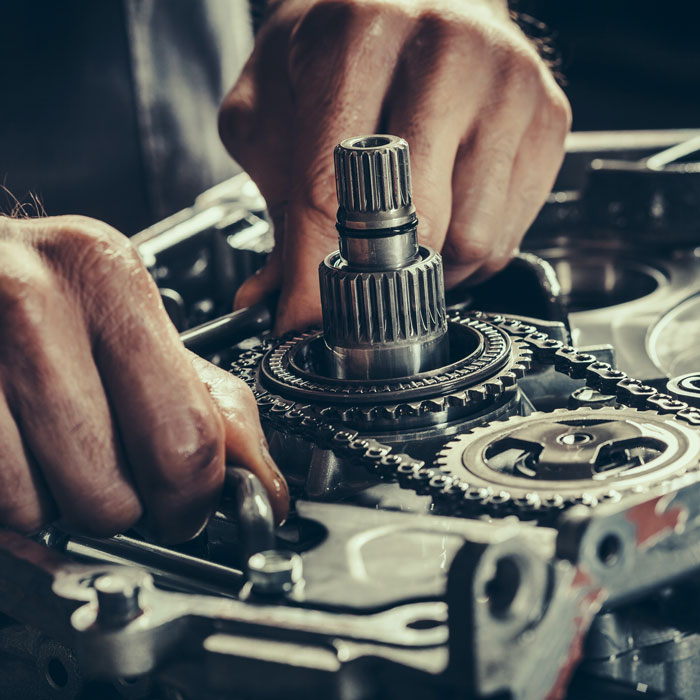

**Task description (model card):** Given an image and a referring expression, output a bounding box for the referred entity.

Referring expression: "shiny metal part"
[334,135,415,231]
[435,406,700,517]
[247,550,303,595]
[338,227,418,269]
[94,573,142,628]
[221,467,276,560]
[668,372,700,408]
[321,134,449,380]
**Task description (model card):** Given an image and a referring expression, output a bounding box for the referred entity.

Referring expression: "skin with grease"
[0,0,568,540]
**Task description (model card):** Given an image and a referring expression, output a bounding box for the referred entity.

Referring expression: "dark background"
[1,1,697,233]
[521,0,700,130]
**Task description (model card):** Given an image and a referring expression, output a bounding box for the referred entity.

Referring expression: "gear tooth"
[405,401,424,416]
[320,406,342,421]
[357,407,375,422]
[467,386,489,401]
[500,371,518,387]
[485,378,504,395]
[447,391,470,407]
[339,406,356,421]
[424,397,447,413]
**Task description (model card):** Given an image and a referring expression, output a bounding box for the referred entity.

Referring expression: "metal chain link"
[230,313,700,515]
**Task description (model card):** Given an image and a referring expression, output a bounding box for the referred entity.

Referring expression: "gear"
[230,312,700,519]
[231,312,532,431]
[434,406,700,517]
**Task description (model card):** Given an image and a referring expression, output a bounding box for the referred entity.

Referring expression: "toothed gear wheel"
[434,406,700,516]
[231,312,532,430]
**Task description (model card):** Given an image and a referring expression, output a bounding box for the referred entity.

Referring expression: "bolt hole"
[485,556,521,618]
[557,431,593,446]
[406,618,442,630]
[597,534,622,566]
[118,676,141,686]
[46,657,68,690]
[350,135,393,148]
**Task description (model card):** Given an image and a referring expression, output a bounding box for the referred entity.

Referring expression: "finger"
[274,3,412,333]
[0,241,142,536]
[31,216,227,544]
[189,353,289,524]
[219,10,295,221]
[233,239,283,311]
[219,11,296,313]
[0,392,55,533]
[499,84,570,253]
[91,267,226,543]
[442,100,535,288]
[383,15,492,253]
[444,42,566,288]
[448,78,569,288]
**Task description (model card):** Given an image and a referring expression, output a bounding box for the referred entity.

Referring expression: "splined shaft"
[319,135,449,380]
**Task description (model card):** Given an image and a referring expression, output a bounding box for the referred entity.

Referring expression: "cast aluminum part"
[319,135,449,380]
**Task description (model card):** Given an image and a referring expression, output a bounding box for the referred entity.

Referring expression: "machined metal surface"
[334,135,416,232]
[435,406,700,516]
[321,134,449,379]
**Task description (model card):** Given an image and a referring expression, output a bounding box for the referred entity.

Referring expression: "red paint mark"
[572,567,592,588]
[546,567,606,700]
[626,495,686,548]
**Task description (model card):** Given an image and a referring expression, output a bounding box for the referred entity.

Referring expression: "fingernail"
[259,438,289,494]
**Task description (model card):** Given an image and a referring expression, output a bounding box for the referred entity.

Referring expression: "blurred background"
[521,0,700,130]
[1,0,698,234]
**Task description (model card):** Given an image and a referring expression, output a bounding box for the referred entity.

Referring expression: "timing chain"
[230,313,700,513]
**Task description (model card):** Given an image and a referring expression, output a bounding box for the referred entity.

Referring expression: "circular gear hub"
[232,312,532,432]
[435,406,700,515]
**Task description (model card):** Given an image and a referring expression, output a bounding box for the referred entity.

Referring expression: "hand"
[0,215,288,541]
[220,0,571,333]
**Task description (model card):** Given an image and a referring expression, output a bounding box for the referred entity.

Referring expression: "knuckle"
[291,0,350,54]
[34,216,142,293]
[0,247,55,331]
[445,236,493,265]
[416,10,474,50]
[502,51,542,99]
[541,91,573,137]
[218,85,256,164]
[290,0,393,75]
[69,490,143,538]
[0,502,46,535]
[59,216,132,259]
[294,0,361,37]
[149,412,224,498]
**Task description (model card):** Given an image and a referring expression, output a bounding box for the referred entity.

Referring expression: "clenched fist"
[220,0,571,333]
[0,216,288,541]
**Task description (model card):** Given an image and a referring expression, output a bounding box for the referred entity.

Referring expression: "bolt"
[247,550,303,595]
[94,574,142,627]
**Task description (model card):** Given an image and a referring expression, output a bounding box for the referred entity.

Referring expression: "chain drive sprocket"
[229,312,700,518]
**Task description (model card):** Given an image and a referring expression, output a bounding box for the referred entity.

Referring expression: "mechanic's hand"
[0,216,289,541]
[220,0,571,333]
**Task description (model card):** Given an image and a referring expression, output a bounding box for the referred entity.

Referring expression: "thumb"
[234,248,283,312]
[274,201,338,335]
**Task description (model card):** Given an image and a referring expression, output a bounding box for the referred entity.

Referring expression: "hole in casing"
[597,533,623,566]
[485,556,521,618]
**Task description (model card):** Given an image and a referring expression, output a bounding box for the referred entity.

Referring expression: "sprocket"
[434,406,700,517]
[231,312,533,431]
